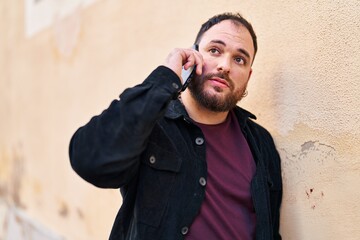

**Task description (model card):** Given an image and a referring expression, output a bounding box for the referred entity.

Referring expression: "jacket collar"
[164,99,189,119]
[165,99,256,127]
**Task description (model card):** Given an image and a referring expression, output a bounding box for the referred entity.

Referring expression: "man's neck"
[180,90,229,125]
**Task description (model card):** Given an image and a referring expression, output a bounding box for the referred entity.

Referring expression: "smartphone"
[180,44,198,92]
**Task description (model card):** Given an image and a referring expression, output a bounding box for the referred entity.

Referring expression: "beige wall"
[1,0,359,239]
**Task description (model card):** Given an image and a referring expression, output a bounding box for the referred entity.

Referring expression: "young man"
[69,12,282,240]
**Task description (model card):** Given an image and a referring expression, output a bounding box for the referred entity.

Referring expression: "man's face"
[189,20,255,112]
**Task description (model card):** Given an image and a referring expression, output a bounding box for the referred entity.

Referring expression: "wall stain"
[77,208,84,220]
[305,187,325,210]
[52,4,82,58]
[58,201,69,218]
[11,145,25,208]
[0,144,26,209]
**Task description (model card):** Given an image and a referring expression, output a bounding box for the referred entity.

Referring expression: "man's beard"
[188,72,247,112]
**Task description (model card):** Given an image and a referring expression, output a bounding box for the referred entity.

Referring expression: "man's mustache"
[202,73,234,89]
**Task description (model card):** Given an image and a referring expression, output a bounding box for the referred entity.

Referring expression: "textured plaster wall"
[0,0,359,239]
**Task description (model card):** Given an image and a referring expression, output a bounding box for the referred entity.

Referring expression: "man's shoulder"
[233,106,274,140]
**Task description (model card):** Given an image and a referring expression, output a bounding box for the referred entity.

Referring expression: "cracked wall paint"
[0,200,64,240]
[279,136,360,239]
[281,140,338,203]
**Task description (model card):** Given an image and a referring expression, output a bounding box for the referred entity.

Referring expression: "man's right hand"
[163,47,203,84]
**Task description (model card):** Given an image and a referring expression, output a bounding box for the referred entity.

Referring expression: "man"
[69,12,282,240]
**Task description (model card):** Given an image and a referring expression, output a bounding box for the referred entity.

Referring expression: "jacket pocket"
[136,141,182,228]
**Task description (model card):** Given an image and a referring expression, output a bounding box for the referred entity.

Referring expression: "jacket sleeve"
[69,66,181,188]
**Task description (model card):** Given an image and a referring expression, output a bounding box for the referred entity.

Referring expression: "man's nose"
[216,56,231,73]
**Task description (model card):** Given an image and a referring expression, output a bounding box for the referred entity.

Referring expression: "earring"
[242,90,248,98]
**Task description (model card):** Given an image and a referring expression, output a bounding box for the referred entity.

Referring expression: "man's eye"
[209,48,219,54]
[235,57,245,65]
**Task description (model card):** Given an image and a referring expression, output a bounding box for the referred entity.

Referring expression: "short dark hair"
[194,12,258,61]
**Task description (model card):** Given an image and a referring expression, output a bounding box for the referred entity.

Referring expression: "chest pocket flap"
[141,141,182,172]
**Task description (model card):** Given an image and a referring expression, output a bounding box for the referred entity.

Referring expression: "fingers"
[183,50,203,75]
[164,47,203,79]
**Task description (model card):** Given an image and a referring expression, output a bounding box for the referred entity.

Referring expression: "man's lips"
[208,77,230,88]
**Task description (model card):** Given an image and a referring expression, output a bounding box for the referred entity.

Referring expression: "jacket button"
[195,137,204,145]
[183,117,191,124]
[181,226,189,235]
[172,82,179,89]
[149,155,156,164]
[199,177,206,186]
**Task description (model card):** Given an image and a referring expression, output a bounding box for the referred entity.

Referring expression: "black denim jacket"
[69,66,282,240]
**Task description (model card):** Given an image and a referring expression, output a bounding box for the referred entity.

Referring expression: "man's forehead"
[199,20,255,57]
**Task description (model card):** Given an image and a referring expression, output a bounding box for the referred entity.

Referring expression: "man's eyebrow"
[209,39,251,60]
